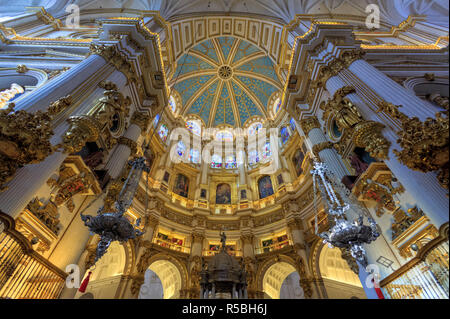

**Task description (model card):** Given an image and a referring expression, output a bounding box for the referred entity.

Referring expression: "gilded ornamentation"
[392,206,425,240]
[299,117,320,135]
[62,115,101,154]
[378,101,449,189]
[295,255,313,298]
[312,141,333,157]
[89,44,135,81]
[47,95,72,116]
[26,198,61,236]
[130,111,151,132]
[352,121,391,160]
[118,136,138,155]
[16,64,28,73]
[0,104,55,191]
[322,87,391,159]
[315,49,365,87]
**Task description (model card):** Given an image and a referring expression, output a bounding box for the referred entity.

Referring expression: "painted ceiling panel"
[236,76,278,111]
[232,40,261,64]
[187,80,219,125]
[191,40,220,64]
[217,37,235,62]
[236,56,280,83]
[214,84,235,126]
[174,54,215,76]
[171,36,283,128]
[231,81,262,126]
[173,74,214,106]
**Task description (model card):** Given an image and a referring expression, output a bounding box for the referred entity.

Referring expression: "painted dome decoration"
[170,36,283,128]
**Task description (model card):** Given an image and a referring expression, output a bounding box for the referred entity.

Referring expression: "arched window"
[215,130,233,142]
[258,176,274,199]
[153,114,160,128]
[216,183,231,204]
[173,174,189,198]
[273,97,281,115]
[289,118,297,132]
[211,154,222,168]
[186,120,201,135]
[248,122,263,136]
[157,124,169,142]
[168,95,177,113]
[262,141,272,160]
[280,126,290,144]
[248,149,259,165]
[189,149,200,164]
[176,141,186,157]
[225,155,237,169]
[292,149,305,177]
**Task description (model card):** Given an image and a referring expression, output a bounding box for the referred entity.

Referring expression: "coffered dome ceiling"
[170,36,283,128]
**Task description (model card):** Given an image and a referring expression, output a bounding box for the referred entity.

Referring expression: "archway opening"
[139,260,182,299]
[318,245,366,299]
[262,261,302,299]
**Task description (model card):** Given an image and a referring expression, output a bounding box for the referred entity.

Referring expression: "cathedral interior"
[0,0,448,300]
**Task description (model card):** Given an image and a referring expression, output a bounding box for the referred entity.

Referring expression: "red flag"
[78,271,92,293]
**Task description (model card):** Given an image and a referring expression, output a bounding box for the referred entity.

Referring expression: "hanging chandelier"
[311,161,380,269]
[80,157,148,264]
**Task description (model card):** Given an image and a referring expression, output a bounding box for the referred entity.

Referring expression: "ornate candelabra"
[81,157,148,263]
[311,161,380,269]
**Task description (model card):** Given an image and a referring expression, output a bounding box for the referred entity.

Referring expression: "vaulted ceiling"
[170,36,282,128]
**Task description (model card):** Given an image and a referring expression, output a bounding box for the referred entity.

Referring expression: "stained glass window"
[189,149,200,164]
[248,149,259,165]
[153,114,160,128]
[273,97,281,114]
[186,120,201,135]
[157,124,169,142]
[176,141,186,157]
[262,142,271,160]
[216,130,233,142]
[211,154,222,168]
[280,126,290,144]
[169,95,177,113]
[248,122,263,136]
[290,118,297,132]
[225,155,237,169]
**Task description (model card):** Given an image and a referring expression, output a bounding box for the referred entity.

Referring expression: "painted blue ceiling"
[170,36,283,127]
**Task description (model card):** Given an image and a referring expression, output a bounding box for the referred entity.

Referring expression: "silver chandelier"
[81,157,147,264]
[311,161,380,269]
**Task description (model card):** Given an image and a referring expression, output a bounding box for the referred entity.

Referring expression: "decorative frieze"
[299,117,320,135]
[378,101,449,190]
[0,104,55,191]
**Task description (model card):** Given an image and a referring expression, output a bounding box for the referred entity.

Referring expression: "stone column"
[325,64,449,228]
[104,112,149,179]
[300,117,350,181]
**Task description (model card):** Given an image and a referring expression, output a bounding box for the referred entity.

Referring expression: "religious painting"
[277,174,284,185]
[163,171,170,183]
[200,188,207,199]
[280,126,290,144]
[240,189,247,200]
[292,149,305,177]
[258,175,274,199]
[173,174,189,198]
[216,183,231,204]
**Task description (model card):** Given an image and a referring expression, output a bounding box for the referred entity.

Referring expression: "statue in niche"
[349,152,369,176]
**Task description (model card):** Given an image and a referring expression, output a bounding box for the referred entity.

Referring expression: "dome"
[208,249,241,272]
[170,36,284,128]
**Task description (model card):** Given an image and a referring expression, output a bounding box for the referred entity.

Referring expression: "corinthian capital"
[299,117,320,135]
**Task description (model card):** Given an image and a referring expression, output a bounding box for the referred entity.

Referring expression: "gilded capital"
[118,136,138,155]
[62,115,100,154]
[130,111,151,132]
[312,141,333,157]
[299,117,320,135]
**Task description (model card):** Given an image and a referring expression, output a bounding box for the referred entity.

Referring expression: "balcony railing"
[0,213,67,299]
[152,237,191,254]
[380,223,449,299]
